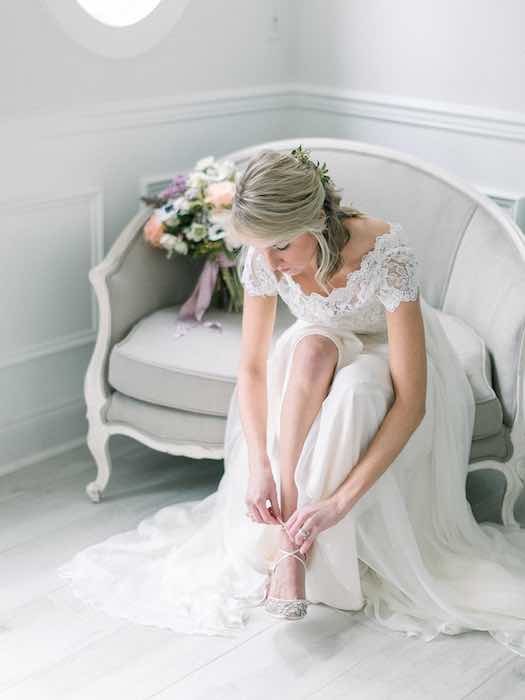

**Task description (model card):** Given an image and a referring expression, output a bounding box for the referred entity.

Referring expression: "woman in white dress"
[59,146,525,656]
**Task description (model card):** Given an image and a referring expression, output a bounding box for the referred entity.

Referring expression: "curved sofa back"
[224,137,525,427]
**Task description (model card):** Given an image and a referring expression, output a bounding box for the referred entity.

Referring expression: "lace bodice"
[240,222,420,333]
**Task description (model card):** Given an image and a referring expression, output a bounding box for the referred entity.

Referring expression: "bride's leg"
[269,334,339,600]
[279,335,339,518]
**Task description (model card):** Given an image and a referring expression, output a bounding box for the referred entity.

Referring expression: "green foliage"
[290,145,333,187]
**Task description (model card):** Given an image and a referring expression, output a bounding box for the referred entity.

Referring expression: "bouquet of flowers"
[141,155,243,338]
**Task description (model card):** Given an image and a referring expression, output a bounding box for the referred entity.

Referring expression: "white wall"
[0,0,292,474]
[288,0,525,199]
[1,0,289,122]
[290,0,525,113]
[1,0,524,480]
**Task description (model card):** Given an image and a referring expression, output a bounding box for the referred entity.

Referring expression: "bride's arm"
[237,292,277,469]
[332,297,427,515]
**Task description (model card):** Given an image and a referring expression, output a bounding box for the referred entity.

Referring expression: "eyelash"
[274,243,289,251]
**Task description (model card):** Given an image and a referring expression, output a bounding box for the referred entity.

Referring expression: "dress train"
[58,297,525,655]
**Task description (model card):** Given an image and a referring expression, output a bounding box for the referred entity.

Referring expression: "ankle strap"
[278,546,304,556]
[271,547,307,573]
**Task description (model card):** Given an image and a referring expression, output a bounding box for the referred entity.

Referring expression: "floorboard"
[1,442,523,700]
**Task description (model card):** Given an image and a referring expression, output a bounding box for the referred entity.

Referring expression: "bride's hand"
[284,496,347,555]
[245,458,282,525]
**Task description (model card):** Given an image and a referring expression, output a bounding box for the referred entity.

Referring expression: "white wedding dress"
[58,221,525,656]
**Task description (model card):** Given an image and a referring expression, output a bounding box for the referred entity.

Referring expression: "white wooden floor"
[1,441,525,700]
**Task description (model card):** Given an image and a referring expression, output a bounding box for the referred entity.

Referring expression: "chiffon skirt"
[58,296,525,655]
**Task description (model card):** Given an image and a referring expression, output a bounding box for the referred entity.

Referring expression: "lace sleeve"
[240,246,279,297]
[375,240,420,312]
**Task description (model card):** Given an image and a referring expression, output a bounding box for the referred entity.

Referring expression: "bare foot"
[268,528,306,600]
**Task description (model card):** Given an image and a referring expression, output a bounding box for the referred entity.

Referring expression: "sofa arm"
[85,206,205,411]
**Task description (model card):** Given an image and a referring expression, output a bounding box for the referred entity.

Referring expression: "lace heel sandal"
[263,546,310,621]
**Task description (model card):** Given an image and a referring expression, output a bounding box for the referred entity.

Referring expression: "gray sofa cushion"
[108,301,296,417]
[108,301,504,440]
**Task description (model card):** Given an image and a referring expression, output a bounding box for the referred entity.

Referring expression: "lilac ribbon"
[173,252,236,339]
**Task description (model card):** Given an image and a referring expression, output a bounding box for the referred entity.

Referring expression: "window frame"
[43,0,192,58]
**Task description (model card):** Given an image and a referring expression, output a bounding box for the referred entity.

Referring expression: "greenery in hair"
[290,145,333,187]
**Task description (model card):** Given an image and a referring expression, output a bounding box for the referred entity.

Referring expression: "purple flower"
[160,174,188,199]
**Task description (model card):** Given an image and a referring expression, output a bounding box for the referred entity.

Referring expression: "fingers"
[268,496,282,522]
[285,509,308,540]
[298,532,314,555]
[246,504,281,525]
[265,497,282,525]
[266,507,281,525]
[288,514,316,552]
[296,519,316,555]
[284,510,298,530]
[245,493,283,526]
[247,504,260,523]
[256,502,276,524]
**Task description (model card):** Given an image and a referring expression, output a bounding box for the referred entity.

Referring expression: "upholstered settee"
[83,137,525,527]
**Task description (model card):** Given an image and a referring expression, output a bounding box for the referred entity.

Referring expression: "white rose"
[195,156,215,172]
[186,223,208,242]
[173,238,189,254]
[160,234,178,250]
[160,234,188,255]
[185,186,200,200]
[216,161,236,180]
[188,172,208,189]
[206,168,222,182]
[173,196,191,213]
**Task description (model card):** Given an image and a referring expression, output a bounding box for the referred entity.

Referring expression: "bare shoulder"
[347,215,391,238]
[343,216,392,257]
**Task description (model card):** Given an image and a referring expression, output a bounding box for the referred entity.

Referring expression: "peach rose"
[205,181,235,209]
[143,213,165,248]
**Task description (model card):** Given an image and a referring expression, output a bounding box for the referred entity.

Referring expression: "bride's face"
[249,233,317,275]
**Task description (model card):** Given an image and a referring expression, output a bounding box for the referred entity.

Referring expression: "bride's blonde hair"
[230,148,367,295]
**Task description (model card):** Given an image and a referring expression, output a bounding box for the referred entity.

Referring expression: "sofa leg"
[501,457,525,528]
[85,426,112,503]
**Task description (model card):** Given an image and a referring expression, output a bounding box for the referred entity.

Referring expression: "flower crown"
[290,145,333,187]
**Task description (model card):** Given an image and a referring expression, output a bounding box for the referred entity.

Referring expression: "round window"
[76,0,164,28]
[44,0,191,58]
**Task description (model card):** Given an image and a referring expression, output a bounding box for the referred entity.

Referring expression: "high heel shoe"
[263,546,310,621]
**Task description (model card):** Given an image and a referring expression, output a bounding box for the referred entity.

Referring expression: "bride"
[59,146,525,655]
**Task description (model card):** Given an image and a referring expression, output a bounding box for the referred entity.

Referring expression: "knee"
[292,335,339,383]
